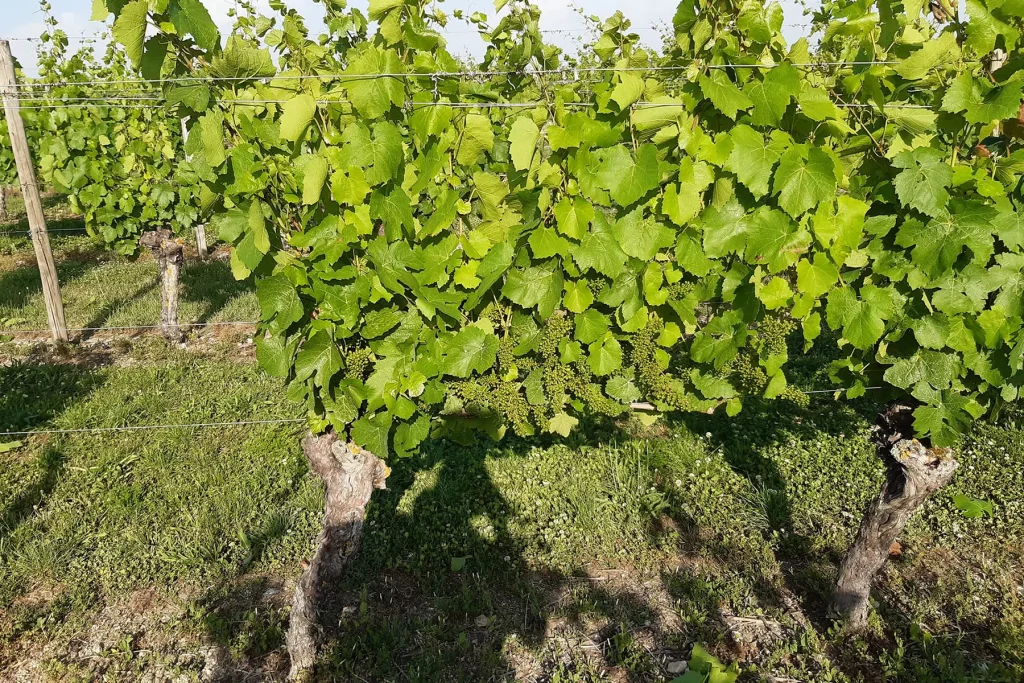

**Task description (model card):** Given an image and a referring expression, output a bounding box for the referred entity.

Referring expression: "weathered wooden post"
[0,40,68,342]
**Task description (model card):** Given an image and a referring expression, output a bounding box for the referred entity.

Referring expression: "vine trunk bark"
[140,229,184,342]
[287,431,388,681]
[832,405,958,629]
[0,185,7,222]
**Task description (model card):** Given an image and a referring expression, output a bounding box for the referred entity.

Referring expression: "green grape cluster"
[751,315,795,360]
[491,381,534,436]
[667,280,695,301]
[628,318,694,411]
[345,347,374,381]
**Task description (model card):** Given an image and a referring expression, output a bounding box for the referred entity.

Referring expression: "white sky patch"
[6,0,815,76]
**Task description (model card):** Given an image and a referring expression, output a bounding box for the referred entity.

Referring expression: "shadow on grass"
[0,361,106,545]
[0,257,102,314]
[180,259,255,324]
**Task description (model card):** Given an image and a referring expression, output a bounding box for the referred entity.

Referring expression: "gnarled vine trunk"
[0,185,8,222]
[140,229,184,342]
[287,431,387,680]
[832,405,958,629]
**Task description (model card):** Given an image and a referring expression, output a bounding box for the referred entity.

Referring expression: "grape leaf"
[699,71,754,119]
[896,200,998,277]
[596,144,661,207]
[510,116,540,171]
[613,207,676,260]
[352,412,393,458]
[341,46,406,119]
[502,261,564,319]
[772,145,837,218]
[280,94,317,142]
[442,326,499,378]
[941,73,1023,125]
[574,213,628,278]
[892,146,953,218]
[554,196,594,239]
[744,62,799,127]
[588,335,623,376]
[294,331,343,387]
[725,125,787,198]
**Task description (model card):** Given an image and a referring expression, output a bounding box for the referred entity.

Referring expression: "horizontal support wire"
[6,98,937,111]
[0,386,884,438]
[4,59,914,90]
[3,320,257,334]
[0,418,306,437]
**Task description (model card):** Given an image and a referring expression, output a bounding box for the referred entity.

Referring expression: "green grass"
[0,337,1021,682]
[1,193,1021,681]
[0,193,257,333]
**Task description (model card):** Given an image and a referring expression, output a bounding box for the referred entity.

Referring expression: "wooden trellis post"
[0,40,68,342]
[180,118,208,258]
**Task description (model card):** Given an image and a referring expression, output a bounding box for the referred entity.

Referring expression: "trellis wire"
[3,320,257,334]
[5,98,937,111]
[4,59,915,91]
[0,387,884,438]
[0,418,305,437]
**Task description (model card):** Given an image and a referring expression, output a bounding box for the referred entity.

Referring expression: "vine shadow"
[0,360,107,545]
[180,259,256,325]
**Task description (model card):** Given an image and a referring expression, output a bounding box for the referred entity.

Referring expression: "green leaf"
[301,154,328,205]
[256,274,304,328]
[368,0,403,20]
[614,207,676,260]
[744,63,799,127]
[796,255,839,298]
[554,196,594,240]
[575,309,610,344]
[509,116,540,171]
[91,0,109,20]
[606,377,641,403]
[896,200,997,277]
[573,213,628,278]
[563,280,594,313]
[442,326,499,378]
[941,73,1023,125]
[352,412,393,458]
[255,332,296,377]
[699,71,754,119]
[547,412,579,437]
[744,207,808,272]
[112,0,149,66]
[892,147,953,218]
[280,94,317,142]
[0,440,24,454]
[502,261,564,319]
[894,31,960,80]
[529,226,571,259]
[169,0,220,51]
[758,277,793,309]
[294,331,343,387]
[588,335,623,376]
[725,125,787,198]
[342,46,406,119]
[883,351,960,390]
[772,145,837,218]
[826,287,886,350]
[457,114,495,165]
[596,144,661,207]
[953,494,994,518]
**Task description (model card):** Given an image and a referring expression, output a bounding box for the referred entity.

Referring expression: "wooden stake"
[180,118,208,258]
[0,40,68,342]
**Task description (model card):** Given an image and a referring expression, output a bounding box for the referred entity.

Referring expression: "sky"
[5,0,815,76]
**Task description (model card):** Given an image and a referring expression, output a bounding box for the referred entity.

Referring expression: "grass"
[0,192,257,333]
[0,196,1022,681]
[0,334,1021,682]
